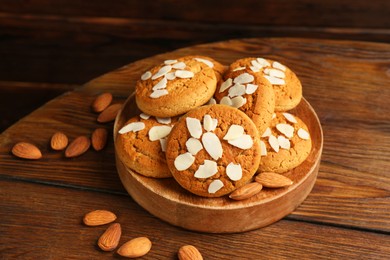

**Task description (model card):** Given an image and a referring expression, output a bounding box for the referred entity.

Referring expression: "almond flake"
[219,78,233,93]
[139,113,150,120]
[257,58,271,67]
[276,123,294,139]
[269,68,285,79]
[141,71,152,81]
[207,98,217,105]
[203,114,213,132]
[228,84,246,98]
[160,138,167,152]
[245,84,258,94]
[268,135,279,152]
[156,117,171,125]
[194,58,214,68]
[298,128,310,140]
[175,70,194,78]
[220,96,233,106]
[231,96,247,108]
[260,140,267,156]
[272,113,276,119]
[251,59,263,69]
[148,125,172,141]
[282,113,297,124]
[272,61,286,71]
[233,73,254,84]
[250,66,260,73]
[186,138,203,155]
[194,160,218,178]
[119,122,145,134]
[208,179,224,194]
[228,134,253,149]
[264,68,270,75]
[261,127,272,138]
[223,125,244,140]
[186,117,202,139]
[150,89,168,98]
[165,72,176,80]
[278,135,291,149]
[152,65,172,80]
[226,162,242,181]
[152,77,167,90]
[264,75,285,85]
[172,62,186,70]
[164,59,177,65]
[211,119,218,131]
[174,152,195,171]
[233,66,246,71]
[202,132,223,160]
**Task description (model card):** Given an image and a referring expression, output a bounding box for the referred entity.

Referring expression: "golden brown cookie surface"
[165,104,261,197]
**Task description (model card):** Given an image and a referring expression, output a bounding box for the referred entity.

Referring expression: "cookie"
[135,56,218,118]
[116,113,177,178]
[229,57,302,111]
[165,104,261,197]
[214,66,275,136]
[258,112,312,173]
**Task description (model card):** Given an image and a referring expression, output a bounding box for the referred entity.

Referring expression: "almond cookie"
[229,57,302,111]
[259,112,312,173]
[135,56,219,118]
[165,104,261,197]
[116,113,177,178]
[214,66,275,136]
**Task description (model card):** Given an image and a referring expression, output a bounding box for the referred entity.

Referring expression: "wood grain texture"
[1,179,389,259]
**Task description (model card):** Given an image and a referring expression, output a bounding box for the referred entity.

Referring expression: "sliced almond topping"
[194,160,218,178]
[172,62,186,70]
[164,59,177,65]
[228,84,246,98]
[251,59,263,69]
[119,122,145,134]
[186,138,203,155]
[152,65,172,80]
[250,66,260,73]
[245,83,258,94]
[159,138,168,152]
[156,117,171,125]
[202,132,223,160]
[226,162,242,181]
[268,135,279,152]
[174,152,195,171]
[231,96,247,108]
[141,71,152,81]
[207,98,217,105]
[186,117,202,139]
[260,140,267,156]
[264,68,270,75]
[261,127,272,138]
[139,113,150,120]
[208,179,224,194]
[276,123,294,139]
[150,89,168,98]
[269,68,286,79]
[223,125,244,141]
[257,58,271,67]
[282,112,297,124]
[255,172,293,188]
[233,66,246,71]
[203,114,213,132]
[219,78,233,93]
[264,75,285,85]
[228,134,253,149]
[298,128,310,140]
[233,73,254,84]
[272,61,286,71]
[211,119,218,131]
[220,96,233,106]
[148,125,172,141]
[194,58,214,68]
[175,70,194,78]
[152,77,167,90]
[165,72,176,80]
[278,135,291,150]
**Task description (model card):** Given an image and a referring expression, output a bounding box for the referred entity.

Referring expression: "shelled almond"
[92,92,113,113]
[92,128,108,151]
[97,223,121,251]
[83,210,117,226]
[117,237,152,258]
[255,172,293,188]
[65,136,91,158]
[50,132,68,150]
[97,103,122,123]
[229,182,263,200]
[178,245,203,260]
[11,142,42,160]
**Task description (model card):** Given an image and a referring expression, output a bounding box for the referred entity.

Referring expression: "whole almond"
[229,182,263,200]
[98,223,121,251]
[97,103,122,123]
[92,92,113,113]
[83,210,117,226]
[65,136,90,158]
[117,237,152,258]
[50,132,68,150]
[11,142,42,160]
[255,172,293,188]
[92,128,108,151]
[178,245,203,260]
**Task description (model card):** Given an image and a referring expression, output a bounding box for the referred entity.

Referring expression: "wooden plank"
[1,179,389,259]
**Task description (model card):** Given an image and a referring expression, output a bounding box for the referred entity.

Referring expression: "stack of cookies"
[115,55,312,199]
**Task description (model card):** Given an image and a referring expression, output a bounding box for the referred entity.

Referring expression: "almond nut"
[98,223,121,251]
[92,92,113,113]
[255,172,293,188]
[11,142,42,160]
[91,128,108,151]
[50,132,68,150]
[229,182,263,200]
[117,237,152,258]
[97,103,122,123]
[65,136,90,158]
[83,210,117,226]
[178,245,203,260]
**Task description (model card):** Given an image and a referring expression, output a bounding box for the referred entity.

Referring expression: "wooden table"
[1,38,389,259]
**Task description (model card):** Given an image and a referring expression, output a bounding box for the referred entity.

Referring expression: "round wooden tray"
[114,93,323,233]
